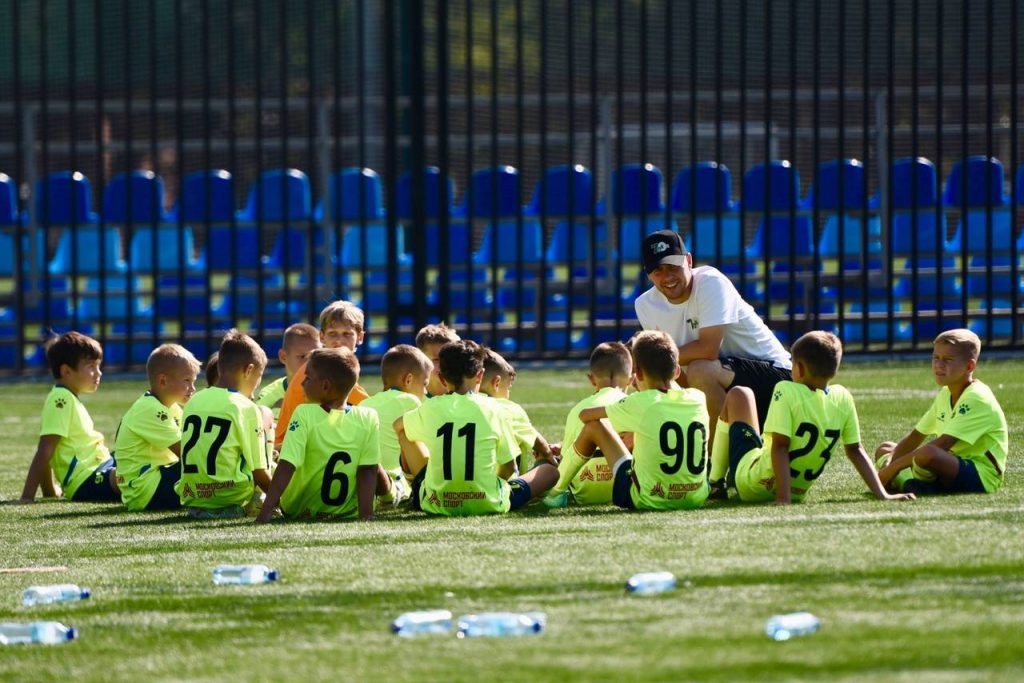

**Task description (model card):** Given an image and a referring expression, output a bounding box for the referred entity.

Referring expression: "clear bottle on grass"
[22,584,91,607]
[765,612,821,641]
[625,571,677,594]
[211,564,279,585]
[0,621,78,645]
[391,610,453,637]
[455,612,545,638]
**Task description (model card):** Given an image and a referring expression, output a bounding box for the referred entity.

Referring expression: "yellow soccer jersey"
[39,385,112,500]
[175,387,268,510]
[604,388,710,510]
[562,386,627,505]
[360,389,421,479]
[403,392,518,516]
[255,376,287,417]
[494,397,538,472]
[915,380,1008,493]
[278,403,381,519]
[736,381,861,503]
[114,393,182,511]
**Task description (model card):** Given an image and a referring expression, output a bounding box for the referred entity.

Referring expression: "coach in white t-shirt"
[635,229,792,439]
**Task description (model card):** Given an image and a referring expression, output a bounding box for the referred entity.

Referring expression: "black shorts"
[728,421,763,488]
[145,464,183,510]
[71,459,119,503]
[611,458,637,509]
[722,356,792,429]
[904,457,987,496]
[408,469,533,511]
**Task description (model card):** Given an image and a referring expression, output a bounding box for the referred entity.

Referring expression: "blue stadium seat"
[184,171,261,271]
[237,168,312,223]
[37,172,126,275]
[670,162,743,264]
[0,174,44,276]
[611,163,676,261]
[744,161,813,262]
[396,167,462,268]
[469,166,543,266]
[75,276,152,321]
[532,165,610,276]
[34,171,99,227]
[104,323,163,366]
[324,168,403,268]
[807,159,882,267]
[841,301,912,344]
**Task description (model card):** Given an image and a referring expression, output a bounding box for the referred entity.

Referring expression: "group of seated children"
[18,301,1008,519]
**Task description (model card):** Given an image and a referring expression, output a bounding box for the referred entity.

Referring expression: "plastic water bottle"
[455,612,545,638]
[765,612,821,641]
[22,584,91,607]
[391,610,453,637]
[625,571,677,594]
[211,564,279,585]
[0,622,78,645]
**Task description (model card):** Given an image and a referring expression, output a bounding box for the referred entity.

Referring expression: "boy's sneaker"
[390,476,411,507]
[707,479,729,501]
[541,491,569,508]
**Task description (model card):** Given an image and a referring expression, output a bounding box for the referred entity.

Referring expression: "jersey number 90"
[658,421,707,476]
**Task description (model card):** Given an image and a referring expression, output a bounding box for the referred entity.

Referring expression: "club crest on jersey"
[288,420,299,432]
[181,483,194,498]
[958,403,971,415]
[649,482,666,498]
[428,491,441,507]
[579,468,595,482]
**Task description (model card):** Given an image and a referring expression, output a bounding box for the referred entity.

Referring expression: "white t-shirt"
[635,265,792,369]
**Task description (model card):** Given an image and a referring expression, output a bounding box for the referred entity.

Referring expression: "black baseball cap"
[642,230,689,274]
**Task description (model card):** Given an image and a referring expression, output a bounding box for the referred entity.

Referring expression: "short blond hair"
[934,328,981,362]
[319,300,364,334]
[147,343,201,385]
[380,344,432,386]
[282,322,319,350]
[415,323,460,350]
[217,329,268,376]
[308,347,360,400]
[590,341,633,379]
[631,330,678,382]
[791,331,843,379]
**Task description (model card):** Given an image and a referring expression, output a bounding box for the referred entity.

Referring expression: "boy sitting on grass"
[359,344,433,503]
[115,344,201,511]
[553,330,710,511]
[20,331,119,503]
[415,323,461,397]
[712,330,914,505]
[545,342,634,508]
[395,340,558,516]
[256,323,321,419]
[876,328,1008,496]
[479,348,554,473]
[257,347,391,522]
[176,330,272,518]
[275,301,369,450]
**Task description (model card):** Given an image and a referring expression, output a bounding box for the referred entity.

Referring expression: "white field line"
[704,505,1024,526]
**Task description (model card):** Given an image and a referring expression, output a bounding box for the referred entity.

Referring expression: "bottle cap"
[80,588,92,600]
[66,627,78,641]
[267,570,279,582]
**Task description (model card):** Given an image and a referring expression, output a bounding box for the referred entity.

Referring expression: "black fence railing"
[0,0,1021,373]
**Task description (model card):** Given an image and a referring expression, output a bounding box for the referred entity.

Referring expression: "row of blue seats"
[2,156,1023,279]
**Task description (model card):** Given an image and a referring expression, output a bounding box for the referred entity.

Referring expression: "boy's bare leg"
[576,418,631,470]
[519,462,559,499]
[908,445,962,486]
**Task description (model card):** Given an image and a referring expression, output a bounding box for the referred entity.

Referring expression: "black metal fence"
[0,0,1021,372]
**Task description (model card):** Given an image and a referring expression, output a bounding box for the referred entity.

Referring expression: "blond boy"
[415,323,460,397]
[257,323,321,418]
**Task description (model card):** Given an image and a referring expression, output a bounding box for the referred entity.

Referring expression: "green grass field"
[1,360,1023,682]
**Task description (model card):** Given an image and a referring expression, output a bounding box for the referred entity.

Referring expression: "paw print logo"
[157,411,169,421]
[773,390,782,401]
[288,420,299,432]
[958,404,971,415]
[54,398,66,409]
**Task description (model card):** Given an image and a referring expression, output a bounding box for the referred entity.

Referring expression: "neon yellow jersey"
[360,388,421,479]
[175,388,268,510]
[403,392,517,516]
[562,386,627,505]
[494,398,538,472]
[114,393,182,511]
[604,388,710,510]
[39,385,112,499]
[915,380,1008,493]
[255,376,287,418]
[279,403,381,519]
[736,381,861,503]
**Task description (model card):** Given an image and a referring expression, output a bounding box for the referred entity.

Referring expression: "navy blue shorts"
[728,421,764,488]
[508,478,533,510]
[611,459,636,509]
[904,457,987,496]
[71,458,119,503]
[145,464,183,510]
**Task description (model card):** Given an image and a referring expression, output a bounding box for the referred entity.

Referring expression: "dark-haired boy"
[714,330,914,505]
[480,348,553,473]
[395,340,558,515]
[557,330,711,511]
[176,329,272,518]
[415,323,461,397]
[19,331,118,503]
[257,347,390,522]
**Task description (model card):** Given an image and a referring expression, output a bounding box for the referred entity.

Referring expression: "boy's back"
[916,379,1008,492]
[39,385,111,499]
[176,387,269,510]
[737,380,860,502]
[563,387,627,504]
[279,403,381,518]
[493,397,538,472]
[255,376,287,417]
[360,389,421,480]
[403,392,518,515]
[605,387,709,510]
[114,393,182,511]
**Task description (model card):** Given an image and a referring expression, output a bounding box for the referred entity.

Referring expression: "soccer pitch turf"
[1,360,1022,682]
